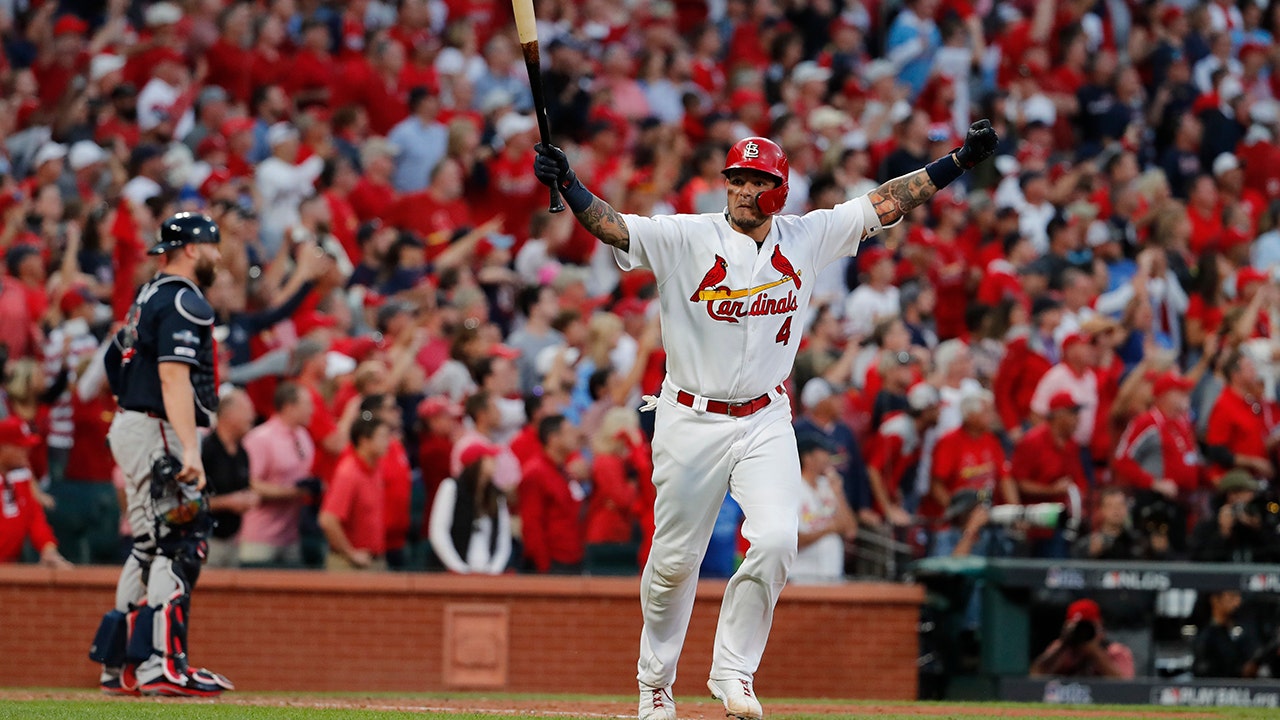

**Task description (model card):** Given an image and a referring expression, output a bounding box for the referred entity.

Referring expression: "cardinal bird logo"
[770,245,801,290]
[691,255,730,302]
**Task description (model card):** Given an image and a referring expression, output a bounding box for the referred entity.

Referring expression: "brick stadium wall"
[0,566,922,700]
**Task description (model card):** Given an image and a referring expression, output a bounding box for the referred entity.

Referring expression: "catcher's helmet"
[148,212,221,256]
[722,137,789,215]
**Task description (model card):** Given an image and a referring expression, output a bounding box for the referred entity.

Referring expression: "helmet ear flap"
[756,182,789,215]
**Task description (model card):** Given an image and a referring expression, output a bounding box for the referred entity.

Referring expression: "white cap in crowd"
[68,141,107,171]
[801,378,835,410]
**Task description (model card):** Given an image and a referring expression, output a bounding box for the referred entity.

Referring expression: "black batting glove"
[955,119,999,170]
[534,143,576,189]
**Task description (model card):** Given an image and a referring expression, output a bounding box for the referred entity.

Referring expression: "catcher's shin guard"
[125,602,157,667]
[89,610,128,667]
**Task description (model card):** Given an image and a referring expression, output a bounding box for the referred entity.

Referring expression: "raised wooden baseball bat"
[512,0,566,214]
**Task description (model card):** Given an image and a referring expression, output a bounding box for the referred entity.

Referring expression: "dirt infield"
[0,689,1219,719]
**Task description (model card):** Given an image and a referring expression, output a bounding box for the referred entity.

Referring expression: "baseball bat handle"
[522,48,566,214]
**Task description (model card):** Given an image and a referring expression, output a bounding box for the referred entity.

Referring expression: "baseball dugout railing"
[909,557,1280,706]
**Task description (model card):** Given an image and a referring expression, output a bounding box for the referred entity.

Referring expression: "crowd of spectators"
[0,0,1276,606]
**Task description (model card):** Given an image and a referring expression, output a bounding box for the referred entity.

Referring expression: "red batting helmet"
[723,137,789,215]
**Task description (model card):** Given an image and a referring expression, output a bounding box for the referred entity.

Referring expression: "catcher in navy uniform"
[88,213,233,697]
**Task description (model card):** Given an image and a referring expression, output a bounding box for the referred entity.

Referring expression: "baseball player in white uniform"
[533,120,998,720]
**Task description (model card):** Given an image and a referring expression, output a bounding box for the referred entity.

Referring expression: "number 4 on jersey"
[775,316,793,345]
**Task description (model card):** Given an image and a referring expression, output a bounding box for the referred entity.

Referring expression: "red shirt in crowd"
[418,431,453,526]
[335,61,409,136]
[1205,386,1275,482]
[929,426,1011,518]
[1186,295,1226,338]
[250,47,291,90]
[304,384,341,486]
[993,333,1055,432]
[205,36,255,104]
[976,259,1027,309]
[1241,137,1280,199]
[1091,355,1126,464]
[509,424,540,466]
[585,440,652,545]
[381,437,412,555]
[33,52,90,110]
[321,449,386,556]
[67,391,116,482]
[0,277,37,361]
[1011,423,1087,503]
[518,451,585,572]
[482,149,541,242]
[349,177,398,223]
[390,192,473,259]
[1186,204,1224,256]
[111,201,146,320]
[284,48,335,102]
[926,237,971,341]
[0,469,56,562]
[866,413,923,512]
[7,404,50,484]
[1114,407,1202,494]
[325,189,360,261]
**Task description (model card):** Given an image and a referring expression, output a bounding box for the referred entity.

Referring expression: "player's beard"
[729,208,768,231]
[194,257,218,289]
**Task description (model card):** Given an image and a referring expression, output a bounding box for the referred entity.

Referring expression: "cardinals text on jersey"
[690,245,802,325]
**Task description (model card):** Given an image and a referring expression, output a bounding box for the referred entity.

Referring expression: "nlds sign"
[1243,573,1280,593]
[1098,570,1171,591]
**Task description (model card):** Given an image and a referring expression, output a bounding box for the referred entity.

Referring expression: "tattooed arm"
[574,194,631,253]
[532,143,631,252]
[864,120,999,235]
[866,166,941,232]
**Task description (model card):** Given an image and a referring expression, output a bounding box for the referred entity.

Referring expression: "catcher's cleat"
[138,672,224,698]
[99,677,140,697]
[190,667,235,691]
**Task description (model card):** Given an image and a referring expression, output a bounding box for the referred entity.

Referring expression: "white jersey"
[615,196,884,400]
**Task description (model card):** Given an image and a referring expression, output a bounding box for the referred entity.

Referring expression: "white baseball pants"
[636,392,800,689]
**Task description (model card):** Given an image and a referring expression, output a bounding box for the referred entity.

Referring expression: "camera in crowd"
[1066,618,1098,647]
[945,489,1065,531]
[1230,496,1280,534]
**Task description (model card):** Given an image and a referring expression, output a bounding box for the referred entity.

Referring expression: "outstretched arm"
[867,168,939,230]
[867,120,999,232]
[533,143,630,252]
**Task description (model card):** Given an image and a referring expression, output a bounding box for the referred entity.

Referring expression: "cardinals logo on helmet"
[742,141,760,159]
[690,249,801,324]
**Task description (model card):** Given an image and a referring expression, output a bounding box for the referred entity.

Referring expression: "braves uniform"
[89,213,231,697]
[613,166,889,696]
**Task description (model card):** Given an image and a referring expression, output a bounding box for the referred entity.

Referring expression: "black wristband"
[560,175,594,214]
[925,153,965,190]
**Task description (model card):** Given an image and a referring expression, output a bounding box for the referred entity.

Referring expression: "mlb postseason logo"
[1043,680,1093,704]
[173,330,200,346]
[743,141,760,159]
[1243,573,1280,593]
[1153,686,1280,707]
[1044,566,1086,590]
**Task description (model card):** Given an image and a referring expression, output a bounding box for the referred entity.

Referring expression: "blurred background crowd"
[0,0,1279,672]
